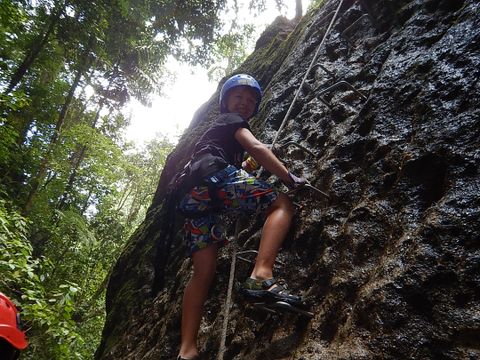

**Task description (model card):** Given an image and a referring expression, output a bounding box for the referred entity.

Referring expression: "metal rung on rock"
[236,250,257,264]
[236,249,285,266]
[318,80,367,100]
[317,64,337,80]
[287,183,330,200]
[280,141,316,157]
[341,14,371,39]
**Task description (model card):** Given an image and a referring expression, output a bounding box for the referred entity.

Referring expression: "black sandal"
[241,277,303,305]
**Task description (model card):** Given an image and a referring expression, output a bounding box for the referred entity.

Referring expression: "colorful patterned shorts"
[178,165,278,255]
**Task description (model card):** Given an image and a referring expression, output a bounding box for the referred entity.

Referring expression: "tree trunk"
[125,189,141,228]
[57,103,103,210]
[56,67,117,211]
[295,0,303,20]
[4,2,65,94]
[80,189,93,215]
[115,181,134,214]
[22,37,94,215]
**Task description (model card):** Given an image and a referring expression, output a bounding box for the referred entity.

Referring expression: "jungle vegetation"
[0,0,299,358]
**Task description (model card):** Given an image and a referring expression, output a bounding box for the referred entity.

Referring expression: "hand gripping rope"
[217,1,345,358]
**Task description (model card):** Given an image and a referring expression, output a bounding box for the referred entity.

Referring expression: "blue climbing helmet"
[219,74,262,117]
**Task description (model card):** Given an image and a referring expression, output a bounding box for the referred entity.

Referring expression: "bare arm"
[234,127,291,184]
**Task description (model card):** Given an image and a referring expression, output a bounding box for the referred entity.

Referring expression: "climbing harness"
[217,1,347,358]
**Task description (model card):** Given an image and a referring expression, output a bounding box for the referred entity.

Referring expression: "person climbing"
[0,292,28,360]
[175,73,307,360]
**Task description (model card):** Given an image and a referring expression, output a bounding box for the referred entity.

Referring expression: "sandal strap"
[268,280,302,302]
[243,277,277,290]
[242,277,303,305]
[269,283,292,296]
[259,278,276,289]
[257,278,296,297]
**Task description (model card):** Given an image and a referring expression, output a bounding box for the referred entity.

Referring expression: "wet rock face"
[96,0,480,359]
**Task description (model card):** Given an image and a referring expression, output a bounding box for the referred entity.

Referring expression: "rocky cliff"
[95,0,480,359]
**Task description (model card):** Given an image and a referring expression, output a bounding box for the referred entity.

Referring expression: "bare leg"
[250,193,294,280]
[179,245,218,359]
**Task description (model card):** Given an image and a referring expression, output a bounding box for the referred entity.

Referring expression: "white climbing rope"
[218,1,345,358]
[271,0,345,147]
[218,220,240,360]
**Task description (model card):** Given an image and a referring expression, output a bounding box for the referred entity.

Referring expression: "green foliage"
[0,122,20,192]
[0,199,85,359]
[115,136,175,231]
[0,91,30,181]
[208,23,256,82]
[0,0,29,75]
[0,128,175,358]
[309,0,326,10]
[0,199,37,292]
[0,90,29,113]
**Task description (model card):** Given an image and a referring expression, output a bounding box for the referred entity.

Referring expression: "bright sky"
[125,1,311,146]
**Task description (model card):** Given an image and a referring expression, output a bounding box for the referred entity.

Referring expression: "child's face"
[226,86,258,120]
